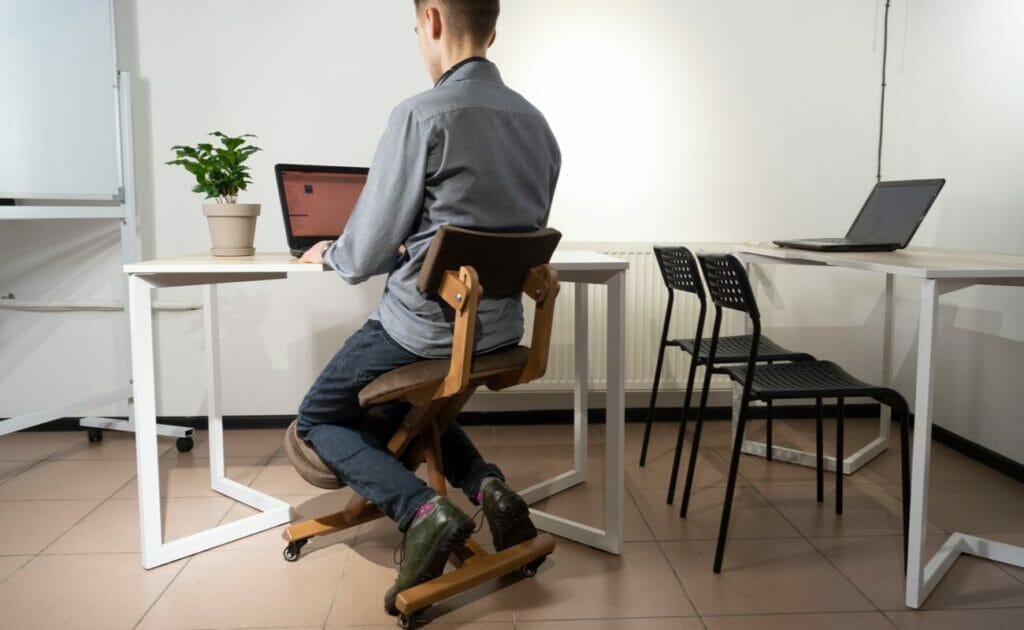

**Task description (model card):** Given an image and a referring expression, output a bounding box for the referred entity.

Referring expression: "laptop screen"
[845,179,945,246]
[277,165,368,242]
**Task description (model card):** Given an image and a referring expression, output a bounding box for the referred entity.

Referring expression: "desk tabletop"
[124,249,628,275]
[735,244,1024,279]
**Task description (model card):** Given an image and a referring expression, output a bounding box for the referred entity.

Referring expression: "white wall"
[880,0,1024,460]
[2,1,1021,462]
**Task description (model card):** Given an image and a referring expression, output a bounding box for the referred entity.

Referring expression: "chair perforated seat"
[358,345,531,407]
[671,335,814,365]
[723,360,905,404]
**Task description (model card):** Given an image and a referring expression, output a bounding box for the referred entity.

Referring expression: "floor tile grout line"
[0,554,32,590]
[319,544,355,628]
[132,553,198,630]
[650,537,703,619]
[623,485,657,541]
[0,457,54,491]
[748,477,887,616]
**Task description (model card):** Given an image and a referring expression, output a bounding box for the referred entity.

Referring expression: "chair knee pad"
[283,419,345,490]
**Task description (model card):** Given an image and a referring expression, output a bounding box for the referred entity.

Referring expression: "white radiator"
[520,243,734,393]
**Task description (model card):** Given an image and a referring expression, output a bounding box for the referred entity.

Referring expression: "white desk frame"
[1,72,190,445]
[737,245,1024,608]
[125,250,627,568]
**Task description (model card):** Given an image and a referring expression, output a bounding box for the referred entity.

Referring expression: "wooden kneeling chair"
[281,226,562,625]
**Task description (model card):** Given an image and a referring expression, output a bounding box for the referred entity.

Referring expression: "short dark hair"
[415,0,500,46]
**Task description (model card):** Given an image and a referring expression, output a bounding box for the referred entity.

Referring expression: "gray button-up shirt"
[325,58,561,358]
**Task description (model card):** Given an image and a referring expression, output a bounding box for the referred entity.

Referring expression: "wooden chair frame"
[282,257,560,622]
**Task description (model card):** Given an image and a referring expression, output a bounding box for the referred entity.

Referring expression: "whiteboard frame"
[1,71,192,443]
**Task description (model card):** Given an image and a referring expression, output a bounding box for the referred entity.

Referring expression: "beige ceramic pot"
[202,203,260,256]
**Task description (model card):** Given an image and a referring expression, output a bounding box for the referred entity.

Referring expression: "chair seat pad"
[282,419,344,490]
[669,334,814,364]
[358,345,531,407]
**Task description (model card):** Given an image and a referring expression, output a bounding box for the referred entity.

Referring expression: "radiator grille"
[522,244,735,391]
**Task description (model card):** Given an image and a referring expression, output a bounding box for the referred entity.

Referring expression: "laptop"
[275,163,369,257]
[774,179,946,252]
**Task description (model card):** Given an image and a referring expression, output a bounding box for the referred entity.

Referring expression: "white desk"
[735,245,1024,608]
[125,250,628,569]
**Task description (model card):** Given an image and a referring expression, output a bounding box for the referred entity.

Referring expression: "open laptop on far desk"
[276,163,368,257]
[774,178,946,252]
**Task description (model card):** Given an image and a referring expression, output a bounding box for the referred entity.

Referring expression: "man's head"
[414,0,499,82]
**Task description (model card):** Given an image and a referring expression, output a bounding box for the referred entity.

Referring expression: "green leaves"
[166,132,262,202]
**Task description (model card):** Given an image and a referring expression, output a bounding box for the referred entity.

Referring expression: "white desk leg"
[574,284,589,478]
[906,278,939,608]
[604,271,626,553]
[524,276,624,555]
[880,273,894,441]
[129,274,163,569]
[204,285,226,484]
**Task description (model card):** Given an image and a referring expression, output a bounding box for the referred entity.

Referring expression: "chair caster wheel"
[175,437,194,453]
[397,612,420,629]
[87,429,103,443]
[519,555,547,577]
[283,538,308,562]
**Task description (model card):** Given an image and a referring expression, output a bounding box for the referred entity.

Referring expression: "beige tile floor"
[0,420,1023,629]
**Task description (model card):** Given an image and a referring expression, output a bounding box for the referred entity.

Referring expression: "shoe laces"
[470,506,485,535]
[393,529,409,566]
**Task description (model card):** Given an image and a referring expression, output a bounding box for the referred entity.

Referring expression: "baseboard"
[7,406,1022,485]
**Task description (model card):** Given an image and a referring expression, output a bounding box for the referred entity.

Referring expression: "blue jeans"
[296,319,503,531]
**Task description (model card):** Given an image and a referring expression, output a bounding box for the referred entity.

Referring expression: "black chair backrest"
[653,246,705,297]
[417,226,562,298]
[697,253,760,319]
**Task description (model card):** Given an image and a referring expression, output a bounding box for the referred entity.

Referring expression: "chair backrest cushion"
[697,253,760,318]
[654,246,705,296]
[417,226,562,297]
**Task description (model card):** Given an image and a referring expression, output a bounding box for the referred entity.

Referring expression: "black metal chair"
[684,253,911,574]
[639,246,814,506]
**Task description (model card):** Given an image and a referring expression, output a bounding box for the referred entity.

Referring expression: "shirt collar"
[434,56,501,87]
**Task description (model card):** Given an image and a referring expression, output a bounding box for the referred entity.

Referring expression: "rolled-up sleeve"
[325,103,428,284]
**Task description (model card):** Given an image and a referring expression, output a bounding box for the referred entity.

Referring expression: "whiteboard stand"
[0,72,193,448]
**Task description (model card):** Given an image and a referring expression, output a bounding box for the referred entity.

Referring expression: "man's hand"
[299,240,334,264]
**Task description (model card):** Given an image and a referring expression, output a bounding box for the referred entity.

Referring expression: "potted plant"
[167,131,262,256]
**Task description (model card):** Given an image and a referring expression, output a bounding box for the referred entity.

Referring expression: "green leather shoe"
[481,478,538,552]
[384,496,474,616]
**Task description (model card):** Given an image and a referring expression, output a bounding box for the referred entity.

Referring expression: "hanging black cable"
[877,0,892,182]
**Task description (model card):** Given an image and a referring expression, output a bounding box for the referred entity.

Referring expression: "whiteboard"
[0,0,122,200]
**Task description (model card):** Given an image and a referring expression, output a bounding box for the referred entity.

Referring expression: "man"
[295,0,560,615]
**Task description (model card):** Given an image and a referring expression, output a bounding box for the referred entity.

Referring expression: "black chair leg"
[667,355,701,504]
[899,405,911,574]
[679,365,715,518]
[765,361,774,461]
[836,397,845,516]
[815,397,824,503]
[713,391,751,573]
[640,335,670,467]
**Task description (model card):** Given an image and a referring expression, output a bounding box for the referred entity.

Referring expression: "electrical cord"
[877,0,892,182]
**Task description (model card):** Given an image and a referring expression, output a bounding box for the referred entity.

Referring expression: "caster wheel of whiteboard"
[283,539,308,562]
[87,429,103,443]
[175,437,194,453]
[397,613,420,629]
